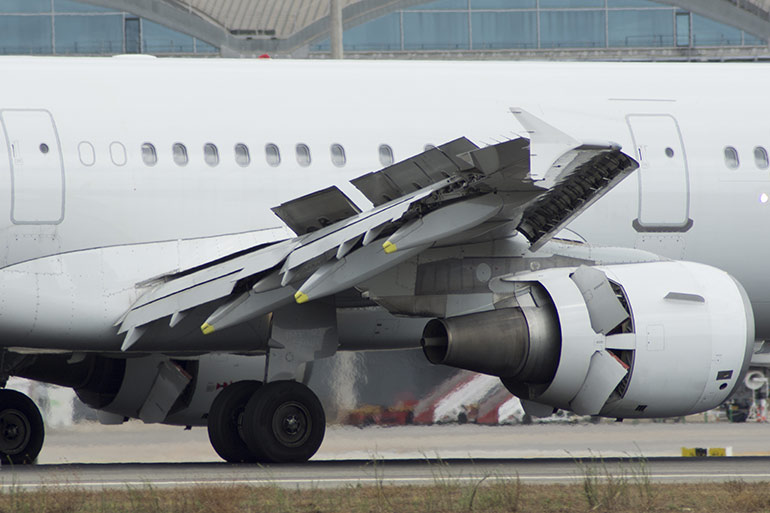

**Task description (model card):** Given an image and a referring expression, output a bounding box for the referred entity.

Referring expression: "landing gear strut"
[207,380,325,463]
[0,389,44,464]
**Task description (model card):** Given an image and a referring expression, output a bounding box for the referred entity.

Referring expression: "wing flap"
[131,264,241,311]
[130,239,295,312]
[119,271,238,335]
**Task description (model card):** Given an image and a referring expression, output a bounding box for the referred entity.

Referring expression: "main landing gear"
[207,380,325,463]
[0,389,44,464]
[207,302,335,463]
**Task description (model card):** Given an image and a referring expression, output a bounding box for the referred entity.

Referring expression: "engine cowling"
[421,261,754,418]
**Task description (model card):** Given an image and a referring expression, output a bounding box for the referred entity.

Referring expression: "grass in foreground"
[1,479,770,513]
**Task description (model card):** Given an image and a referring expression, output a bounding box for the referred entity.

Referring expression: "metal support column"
[330,0,343,59]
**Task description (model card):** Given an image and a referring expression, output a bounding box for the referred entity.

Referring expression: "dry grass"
[0,479,770,513]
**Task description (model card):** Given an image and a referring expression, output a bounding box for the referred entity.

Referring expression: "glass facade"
[313,0,766,52]
[0,0,218,55]
[0,0,762,57]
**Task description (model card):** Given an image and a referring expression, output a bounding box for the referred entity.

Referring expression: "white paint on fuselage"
[0,57,767,339]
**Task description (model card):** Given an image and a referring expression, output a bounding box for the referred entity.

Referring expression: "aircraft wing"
[117,110,638,350]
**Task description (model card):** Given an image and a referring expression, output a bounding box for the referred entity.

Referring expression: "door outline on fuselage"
[626,113,693,233]
[0,109,65,225]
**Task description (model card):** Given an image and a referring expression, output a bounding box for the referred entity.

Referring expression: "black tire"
[0,389,44,465]
[242,381,325,463]
[207,380,261,463]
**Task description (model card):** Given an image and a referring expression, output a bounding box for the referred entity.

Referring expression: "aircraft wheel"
[242,381,325,463]
[0,389,44,464]
[207,380,261,463]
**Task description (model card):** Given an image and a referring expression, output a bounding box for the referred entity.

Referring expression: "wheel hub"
[272,401,311,448]
[0,409,31,454]
[283,415,300,435]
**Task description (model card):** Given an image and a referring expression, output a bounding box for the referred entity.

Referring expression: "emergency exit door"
[627,114,692,232]
[1,110,64,224]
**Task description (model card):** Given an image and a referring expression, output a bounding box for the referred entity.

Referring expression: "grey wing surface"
[117,110,638,350]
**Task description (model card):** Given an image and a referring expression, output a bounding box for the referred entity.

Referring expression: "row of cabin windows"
[90,142,399,169]
[71,141,770,173]
[724,146,769,170]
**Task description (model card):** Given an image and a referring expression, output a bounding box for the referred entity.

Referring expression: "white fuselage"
[0,57,768,346]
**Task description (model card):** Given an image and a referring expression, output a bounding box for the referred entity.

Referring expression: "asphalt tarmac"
[36,420,770,463]
[3,458,770,490]
[1,421,767,489]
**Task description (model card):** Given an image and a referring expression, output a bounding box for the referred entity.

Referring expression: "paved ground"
[3,457,770,490]
[0,421,764,490]
[35,420,770,464]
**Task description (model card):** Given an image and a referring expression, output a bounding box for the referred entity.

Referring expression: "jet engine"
[421,261,754,418]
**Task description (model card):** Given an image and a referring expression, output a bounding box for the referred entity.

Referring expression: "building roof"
[82,0,770,56]
[176,0,352,38]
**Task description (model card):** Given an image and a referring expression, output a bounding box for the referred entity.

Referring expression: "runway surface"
[3,458,770,490]
[1,421,768,489]
[35,420,770,463]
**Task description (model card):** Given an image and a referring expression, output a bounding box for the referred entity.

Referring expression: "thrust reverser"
[422,261,754,418]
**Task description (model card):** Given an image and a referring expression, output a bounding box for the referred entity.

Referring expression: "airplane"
[0,56,761,464]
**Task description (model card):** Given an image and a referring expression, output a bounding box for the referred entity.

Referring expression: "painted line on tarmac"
[3,473,770,489]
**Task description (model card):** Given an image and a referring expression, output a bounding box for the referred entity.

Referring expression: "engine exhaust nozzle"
[421,307,560,383]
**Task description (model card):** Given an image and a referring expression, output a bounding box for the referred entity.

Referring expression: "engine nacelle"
[422,261,754,418]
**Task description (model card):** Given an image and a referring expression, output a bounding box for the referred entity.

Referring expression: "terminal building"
[1,0,769,60]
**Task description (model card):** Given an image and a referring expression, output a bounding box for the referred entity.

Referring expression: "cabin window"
[330,143,346,167]
[266,143,281,167]
[724,146,739,170]
[379,144,394,167]
[755,147,769,170]
[296,143,311,167]
[110,142,127,166]
[141,143,157,166]
[173,143,188,166]
[78,141,95,166]
[235,143,250,167]
[204,143,219,167]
